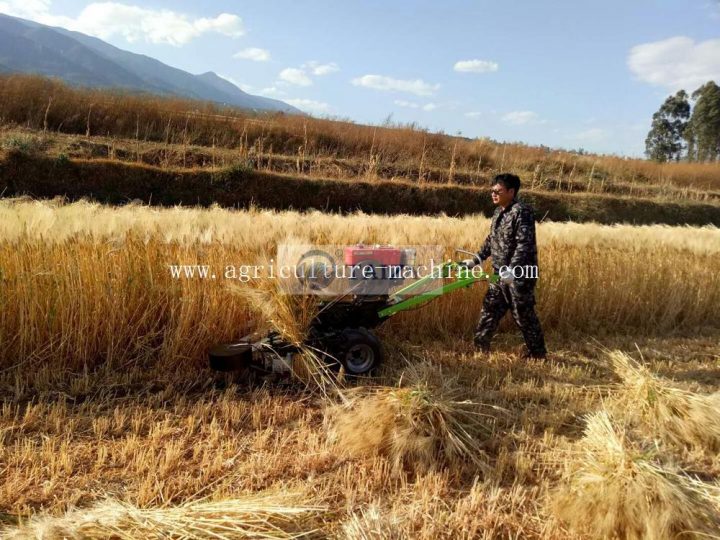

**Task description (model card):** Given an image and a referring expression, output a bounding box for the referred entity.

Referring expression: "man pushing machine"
[459,173,547,359]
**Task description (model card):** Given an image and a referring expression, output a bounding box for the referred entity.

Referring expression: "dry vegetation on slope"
[2,74,720,204]
[1,199,720,538]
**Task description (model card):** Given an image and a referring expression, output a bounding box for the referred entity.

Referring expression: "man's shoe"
[473,341,491,358]
[473,341,491,353]
[519,347,547,360]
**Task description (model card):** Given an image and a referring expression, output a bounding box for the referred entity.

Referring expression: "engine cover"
[343,245,403,266]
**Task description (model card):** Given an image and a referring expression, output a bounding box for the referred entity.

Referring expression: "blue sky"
[2,0,719,156]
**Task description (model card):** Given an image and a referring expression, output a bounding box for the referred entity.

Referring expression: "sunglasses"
[490,188,506,195]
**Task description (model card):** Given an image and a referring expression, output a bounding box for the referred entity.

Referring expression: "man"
[460,173,547,359]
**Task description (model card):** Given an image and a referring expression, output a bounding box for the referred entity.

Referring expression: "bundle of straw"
[608,350,720,450]
[340,505,405,540]
[552,411,720,539]
[227,256,340,395]
[3,493,324,539]
[327,364,497,473]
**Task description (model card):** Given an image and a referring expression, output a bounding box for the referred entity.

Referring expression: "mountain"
[0,13,301,114]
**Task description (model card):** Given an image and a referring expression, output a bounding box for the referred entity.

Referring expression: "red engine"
[343,245,404,266]
[340,245,417,294]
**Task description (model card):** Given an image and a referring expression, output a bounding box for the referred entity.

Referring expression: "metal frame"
[377,261,498,318]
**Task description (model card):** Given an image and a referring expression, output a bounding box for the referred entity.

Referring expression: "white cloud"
[454,59,499,73]
[0,0,50,19]
[285,98,330,114]
[279,68,312,86]
[351,74,440,96]
[502,111,538,125]
[303,61,339,75]
[274,62,336,89]
[191,12,243,37]
[394,100,436,111]
[628,36,720,91]
[465,111,482,118]
[217,76,286,98]
[394,100,419,109]
[258,86,286,97]
[0,0,244,46]
[233,47,270,62]
[573,128,610,142]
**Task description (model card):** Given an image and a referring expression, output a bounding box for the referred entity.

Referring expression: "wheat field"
[1,198,720,538]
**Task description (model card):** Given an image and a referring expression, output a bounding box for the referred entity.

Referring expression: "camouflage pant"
[474,280,547,356]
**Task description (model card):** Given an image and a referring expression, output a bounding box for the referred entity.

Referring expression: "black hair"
[492,173,521,194]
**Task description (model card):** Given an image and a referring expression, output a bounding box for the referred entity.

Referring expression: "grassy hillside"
[3,149,720,226]
[3,128,719,205]
[2,74,720,202]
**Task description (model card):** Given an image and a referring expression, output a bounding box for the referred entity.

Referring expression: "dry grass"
[227,261,341,395]
[4,127,720,205]
[339,505,406,539]
[3,74,720,199]
[225,240,369,395]
[225,244,322,347]
[326,364,500,474]
[2,492,323,539]
[1,198,719,538]
[552,411,720,539]
[0,335,718,538]
[1,199,718,374]
[608,350,720,451]
[5,126,720,205]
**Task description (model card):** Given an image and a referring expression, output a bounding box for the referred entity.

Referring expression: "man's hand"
[458,258,477,269]
[498,266,514,284]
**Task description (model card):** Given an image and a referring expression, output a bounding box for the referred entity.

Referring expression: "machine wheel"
[208,341,253,372]
[338,327,383,375]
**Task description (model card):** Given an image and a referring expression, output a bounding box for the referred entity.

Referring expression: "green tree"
[684,122,696,162]
[645,90,690,162]
[688,81,720,162]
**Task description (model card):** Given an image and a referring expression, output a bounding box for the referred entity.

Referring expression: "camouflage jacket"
[474,199,539,273]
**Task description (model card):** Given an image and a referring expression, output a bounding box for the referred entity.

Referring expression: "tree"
[684,122,696,162]
[645,90,690,162]
[687,81,720,162]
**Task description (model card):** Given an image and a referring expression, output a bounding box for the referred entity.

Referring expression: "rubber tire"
[208,341,253,372]
[338,327,383,376]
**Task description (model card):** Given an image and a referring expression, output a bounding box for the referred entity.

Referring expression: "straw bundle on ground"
[551,411,720,540]
[339,505,405,540]
[608,350,720,451]
[2,493,324,540]
[326,365,497,473]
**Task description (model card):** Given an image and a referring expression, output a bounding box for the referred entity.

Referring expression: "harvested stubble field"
[1,199,720,538]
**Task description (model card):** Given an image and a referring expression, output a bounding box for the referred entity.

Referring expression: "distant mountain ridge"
[0,13,301,114]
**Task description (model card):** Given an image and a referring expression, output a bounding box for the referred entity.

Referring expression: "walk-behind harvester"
[208,245,497,376]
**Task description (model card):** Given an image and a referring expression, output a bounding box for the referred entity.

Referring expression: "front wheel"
[337,327,383,376]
